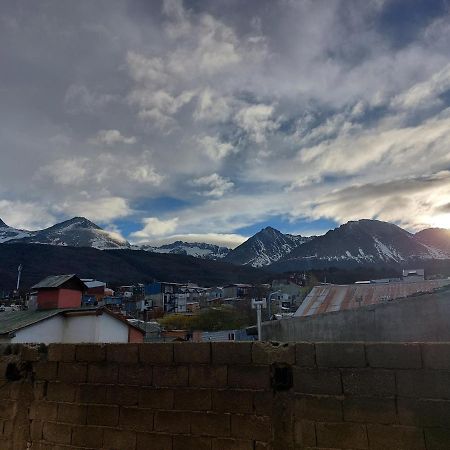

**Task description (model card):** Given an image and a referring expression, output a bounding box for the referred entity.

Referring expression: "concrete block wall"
[1,342,450,449]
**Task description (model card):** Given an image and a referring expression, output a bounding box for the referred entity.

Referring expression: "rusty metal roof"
[295,279,450,317]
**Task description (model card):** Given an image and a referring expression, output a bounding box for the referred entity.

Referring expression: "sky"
[1,0,450,248]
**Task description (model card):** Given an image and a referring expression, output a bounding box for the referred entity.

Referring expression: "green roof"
[0,309,61,335]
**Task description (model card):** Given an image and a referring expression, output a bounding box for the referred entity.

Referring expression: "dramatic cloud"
[1,0,450,243]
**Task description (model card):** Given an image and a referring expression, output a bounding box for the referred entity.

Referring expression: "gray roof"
[31,274,84,290]
[0,309,61,335]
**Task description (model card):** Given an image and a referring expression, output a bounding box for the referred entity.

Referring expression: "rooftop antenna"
[16,264,23,291]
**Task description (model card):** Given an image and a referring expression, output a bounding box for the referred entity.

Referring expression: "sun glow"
[428,213,450,229]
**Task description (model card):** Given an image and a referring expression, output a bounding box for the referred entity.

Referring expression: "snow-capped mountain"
[224,226,313,267]
[139,241,230,259]
[0,219,34,243]
[271,219,450,271]
[6,217,130,250]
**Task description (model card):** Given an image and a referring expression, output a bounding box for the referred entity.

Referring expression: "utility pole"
[252,298,267,341]
[16,264,23,291]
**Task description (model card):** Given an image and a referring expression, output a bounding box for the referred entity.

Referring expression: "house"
[30,274,86,310]
[145,282,188,313]
[222,284,253,299]
[0,307,144,344]
[81,279,113,305]
[271,277,305,306]
[0,274,145,344]
[402,269,425,281]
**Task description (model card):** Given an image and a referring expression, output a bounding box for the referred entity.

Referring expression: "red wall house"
[32,275,86,310]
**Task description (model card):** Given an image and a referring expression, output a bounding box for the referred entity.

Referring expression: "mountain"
[139,241,230,259]
[7,217,130,250]
[0,243,269,290]
[0,219,33,243]
[271,219,450,271]
[224,226,313,267]
[415,228,450,256]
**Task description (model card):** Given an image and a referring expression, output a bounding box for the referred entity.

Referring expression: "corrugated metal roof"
[31,274,84,289]
[295,279,450,317]
[0,309,61,335]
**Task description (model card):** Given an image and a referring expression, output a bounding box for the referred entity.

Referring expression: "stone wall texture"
[0,342,450,449]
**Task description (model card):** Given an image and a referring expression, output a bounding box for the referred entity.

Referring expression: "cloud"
[90,129,137,145]
[192,173,234,197]
[198,135,237,161]
[131,217,179,240]
[141,232,247,249]
[235,104,279,144]
[64,84,116,114]
[0,200,56,230]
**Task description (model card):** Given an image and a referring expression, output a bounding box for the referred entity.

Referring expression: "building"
[0,274,145,344]
[30,274,86,310]
[271,276,305,306]
[402,268,425,281]
[222,284,253,299]
[0,307,144,344]
[145,282,188,313]
[295,278,450,317]
[82,279,113,305]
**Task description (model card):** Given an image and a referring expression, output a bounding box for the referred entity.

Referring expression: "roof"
[0,309,62,335]
[32,274,86,290]
[0,307,144,336]
[295,279,450,318]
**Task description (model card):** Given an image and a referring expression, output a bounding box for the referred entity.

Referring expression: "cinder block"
[42,422,72,445]
[366,343,422,369]
[212,438,254,450]
[154,410,190,433]
[58,362,87,383]
[228,365,270,389]
[139,387,174,409]
[341,369,395,396]
[174,388,212,411]
[140,343,174,365]
[87,404,119,426]
[231,414,272,441]
[398,398,450,427]
[252,342,295,365]
[87,362,119,384]
[153,365,189,387]
[294,420,316,447]
[212,342,253,365]
[212,389,253,414]
[106,385,139,406]
[367,424,426,450]
[103,428,137,450]
[107,344,139,364]
[21,346,40,362]
[422,343,450,370]
[191,412,231,437]
[46,382,77,402]
[316,422,368,449]
[189,365,228,388]
[75,344,106,362]
[119,406,154,431]
[47,344,76,362]
[71,425,104,448]
[253,391,273,416]
[174,342,211,364]
[136,432,172,450]
[343,397,397,424]
[33,362,58,381]
[397,370,450,399]
[173,435,212,450]
[57,403,87,425]
[295,343,316,367]
[78,384,107,404]
[118,364,152,386]
[293,368,342,395]
[295,394,342,421]
[29,419,42,440]
[425,427,450,450]
[29,401,58,421]
[316,343,366,368]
